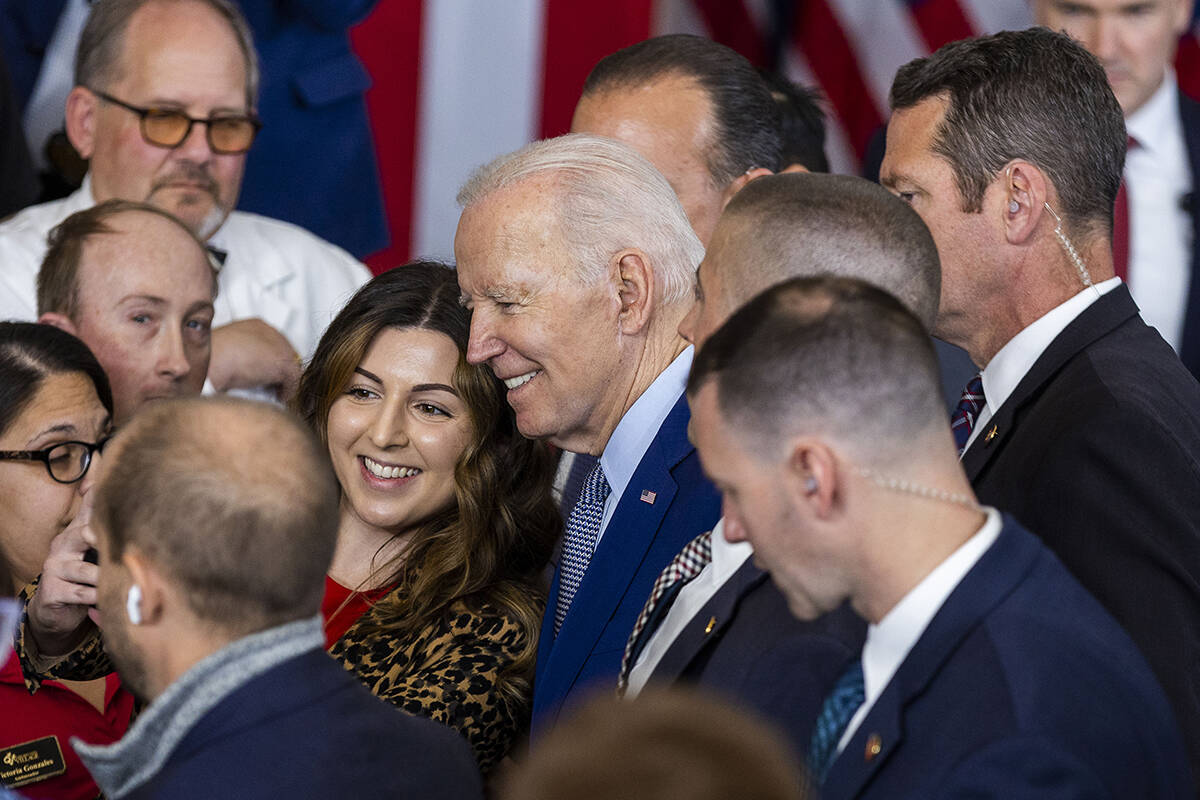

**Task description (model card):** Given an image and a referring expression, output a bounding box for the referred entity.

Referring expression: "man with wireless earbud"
[880,27,1200,785]
[18,398,482,800]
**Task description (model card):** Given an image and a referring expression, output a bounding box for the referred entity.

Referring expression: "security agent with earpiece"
[880,27,1200,785]
[18,398,483,800]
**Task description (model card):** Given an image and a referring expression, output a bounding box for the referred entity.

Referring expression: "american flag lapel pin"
[640,489,657,505]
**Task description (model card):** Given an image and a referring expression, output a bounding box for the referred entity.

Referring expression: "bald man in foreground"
[618,172,940,755]
[24,398,482,799]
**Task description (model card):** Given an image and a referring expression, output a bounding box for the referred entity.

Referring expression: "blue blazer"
[531,394,721,735]
[235,1,387,259]
[641,558,865,757]
[125,649,483,800]
[822,517,1191,800]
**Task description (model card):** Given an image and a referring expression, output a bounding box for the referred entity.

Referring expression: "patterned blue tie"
[808,659,865,784]
[555,462,610,634]
[950,373,985,456]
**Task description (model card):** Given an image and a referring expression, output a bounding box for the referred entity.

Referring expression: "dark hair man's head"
[571,34,781,245]
[760,71,829,173]
[92,397,339,699]
[679,172,940,347]
[880,28,1125,364]
[37,199,217,424]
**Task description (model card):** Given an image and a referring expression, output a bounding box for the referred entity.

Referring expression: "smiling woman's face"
[326,327,474,539]
[0,371,109,590]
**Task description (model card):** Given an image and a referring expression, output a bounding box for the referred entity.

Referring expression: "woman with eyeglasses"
[0,321,131,800]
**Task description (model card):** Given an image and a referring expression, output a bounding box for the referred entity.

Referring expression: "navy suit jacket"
[639,558,865,756]
[531,394,721,736]
[822,517,1191,800]
[125,649,483,800]
[1175,91,1200,377]
[963,284,1200,784]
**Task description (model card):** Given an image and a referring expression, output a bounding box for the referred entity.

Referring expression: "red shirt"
[321,575,395,648]
[0,651,133,799]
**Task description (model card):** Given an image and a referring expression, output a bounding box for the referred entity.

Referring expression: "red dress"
[321,575,395,648]
[0,651,133,799]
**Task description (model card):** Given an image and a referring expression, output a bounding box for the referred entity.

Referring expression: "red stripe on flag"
[1176,32,1200,104]
[351,0,424,273]
[790,0,884,159]
[908,0,977,51]
[692,0,768,67]
[538,0,655,139]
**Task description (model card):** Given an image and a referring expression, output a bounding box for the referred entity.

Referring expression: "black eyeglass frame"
[89,88,262,155]
[0,434,113,484]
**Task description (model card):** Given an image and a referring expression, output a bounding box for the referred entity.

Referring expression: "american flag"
[348,0,1200,273]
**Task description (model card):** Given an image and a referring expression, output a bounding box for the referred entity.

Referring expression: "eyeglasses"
[0,435,113,484]
[90,89,261,155]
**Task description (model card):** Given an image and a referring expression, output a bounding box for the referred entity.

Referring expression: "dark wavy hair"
[294,262,561,708]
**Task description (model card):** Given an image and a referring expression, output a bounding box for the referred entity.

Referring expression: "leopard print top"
[328,592,536,774]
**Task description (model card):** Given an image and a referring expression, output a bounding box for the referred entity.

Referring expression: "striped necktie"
[808,659,865,784]
[950,373,985,456]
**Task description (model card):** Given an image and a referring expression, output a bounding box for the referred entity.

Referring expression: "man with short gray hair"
[455,133,721,734]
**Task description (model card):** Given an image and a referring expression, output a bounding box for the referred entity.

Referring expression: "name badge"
[0,736,67,789]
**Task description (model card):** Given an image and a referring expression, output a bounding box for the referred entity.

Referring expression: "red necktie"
[1113,136,1138,281]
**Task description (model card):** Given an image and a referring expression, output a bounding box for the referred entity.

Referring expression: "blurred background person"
[0,322,131,800]
[501,687,810,800]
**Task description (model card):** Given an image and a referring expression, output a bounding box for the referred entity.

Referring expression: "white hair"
[457,134,703,306]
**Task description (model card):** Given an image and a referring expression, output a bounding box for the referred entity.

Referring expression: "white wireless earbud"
[804,476,819,494]
[126,584,143,626]
[1009,200,1020,214]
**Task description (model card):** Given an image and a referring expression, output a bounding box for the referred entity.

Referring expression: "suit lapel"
[823,520,1040,799]
[536,396,694,712]
[648,556,765,682]
[961,286,1140,482]
[1175,92,1200,375]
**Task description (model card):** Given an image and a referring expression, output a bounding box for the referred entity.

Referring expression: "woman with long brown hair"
[294,261,560,773]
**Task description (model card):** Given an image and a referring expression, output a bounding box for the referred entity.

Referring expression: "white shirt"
[837,508,1002,754]
[0,177,370,359]
[624,518,754,696]
[965,277,1121,451]
[1125,73,1193,352]
[596,347,694,544]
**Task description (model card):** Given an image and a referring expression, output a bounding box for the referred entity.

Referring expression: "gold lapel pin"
[984,425,999,445]
[864,733,882,762]
[704,616,717,634]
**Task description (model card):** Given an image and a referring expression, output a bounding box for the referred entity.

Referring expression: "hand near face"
[207,318,302,403]
[27,487,99,658]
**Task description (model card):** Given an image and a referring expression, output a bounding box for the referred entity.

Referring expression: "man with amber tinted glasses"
[0,0,369,400]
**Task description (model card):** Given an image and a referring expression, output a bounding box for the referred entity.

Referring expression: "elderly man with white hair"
[454,134,721,734]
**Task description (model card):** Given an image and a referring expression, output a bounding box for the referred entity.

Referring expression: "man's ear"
[721,167,773,209]
[785,438,838,518]
[38,312,78,335]
[1000,161,1050,246]
[123,548,167,627]
[780,164,811,175]
[65,86,99,159]
[614,250,655,335]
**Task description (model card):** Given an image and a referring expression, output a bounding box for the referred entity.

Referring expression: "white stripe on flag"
[825,0,927,116]
[412,0,547,261]
[958,0,1032,35]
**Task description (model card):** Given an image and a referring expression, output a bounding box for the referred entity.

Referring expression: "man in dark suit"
[688,275,1191,798]
[1034,1,1200,377]
[454,134,720,735]
[618,171,946,752]
[882,27,1200,783]
[26,397,481,799]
